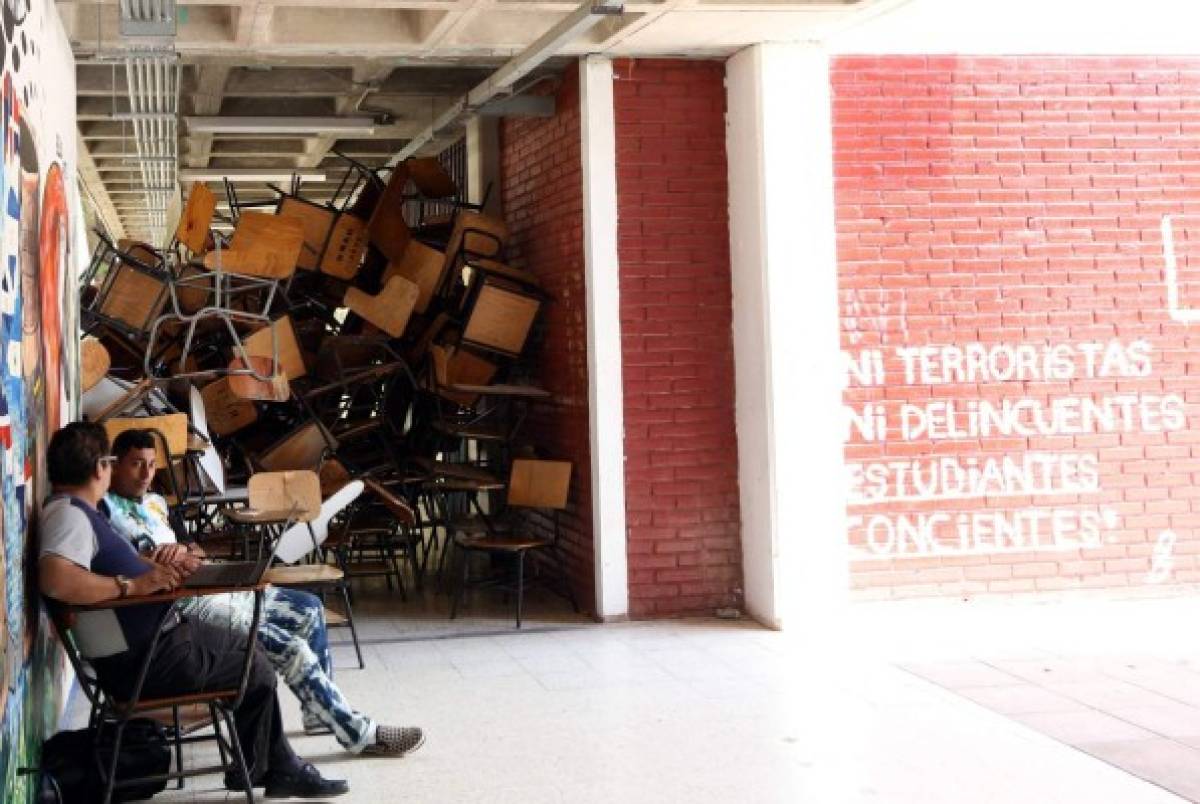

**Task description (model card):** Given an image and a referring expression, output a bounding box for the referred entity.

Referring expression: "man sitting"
[38,422,348,798]
[105,428,423,757]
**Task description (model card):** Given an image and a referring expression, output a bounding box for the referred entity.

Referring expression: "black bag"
[38,718,171,803]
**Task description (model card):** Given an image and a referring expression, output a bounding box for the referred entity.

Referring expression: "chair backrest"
[382,240,443,315]
[406,156,458,199]
[428,344,496,407]
[104,413,189,467]
[96,245,169,333]
[277,196,336,271]
[83,377,169,422]
[259,421,335,472]
[460,277,541,358]
[227,356,290,402]
[117,239,164,269]
[199,376,258,437]
[175,181,216,254]
[248,470,322,522]
[274,479,364,564]
[367,162,412,263]
[81,336,111,393]
[244,316,307,381]
[319,213,369,279]
[318,458,353,497]
[442,211,507,285]
[203,212,304,279]
[343,275,419,338]
[507,459,572,510]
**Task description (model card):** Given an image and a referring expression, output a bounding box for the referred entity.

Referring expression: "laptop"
[182,518,291,588]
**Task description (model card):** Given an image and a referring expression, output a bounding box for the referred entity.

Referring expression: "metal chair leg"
[554,544,580,613]
[515,551,526,629]
[339,583,365,670]
[209,702,230,769]
[220,705,256,804]
[406,527,423,591]
[386,532,408,601]
[172,705,185,789]
[100,718,128,804]
[450,544,470,620]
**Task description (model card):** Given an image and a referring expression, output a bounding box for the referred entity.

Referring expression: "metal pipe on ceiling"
[123,53,179,242]
[392,0,623,161]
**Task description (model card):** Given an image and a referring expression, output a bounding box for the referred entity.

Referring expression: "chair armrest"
[224,507,300,524]
[446,383,551,399]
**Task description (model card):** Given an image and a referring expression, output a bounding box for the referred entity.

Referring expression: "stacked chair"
[78,151,581,657]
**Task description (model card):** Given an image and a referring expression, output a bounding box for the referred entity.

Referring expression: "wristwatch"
[115,575,132,599]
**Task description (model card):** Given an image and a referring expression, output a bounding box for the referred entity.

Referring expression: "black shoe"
[264,762,349,799]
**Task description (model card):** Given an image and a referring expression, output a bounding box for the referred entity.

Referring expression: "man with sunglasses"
[38,422,349,798]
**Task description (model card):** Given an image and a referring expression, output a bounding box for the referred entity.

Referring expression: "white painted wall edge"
[579,55,629,619]
[465,117,503,219]
[758,43,849,634]
[726,46,783,629]
[727,43,850,632]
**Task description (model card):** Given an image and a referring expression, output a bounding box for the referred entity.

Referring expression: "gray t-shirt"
[39,496,127,657]
[40,496,99,566]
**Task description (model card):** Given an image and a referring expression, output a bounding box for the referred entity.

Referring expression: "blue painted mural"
[0,1,80,800]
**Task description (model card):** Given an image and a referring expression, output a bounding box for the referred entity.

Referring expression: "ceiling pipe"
[124,53,179,243]
[392,0,623,162]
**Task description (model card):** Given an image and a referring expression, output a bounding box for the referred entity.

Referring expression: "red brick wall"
[833,56,1200,599]
[613,59,742,617]
[500,66,595,609]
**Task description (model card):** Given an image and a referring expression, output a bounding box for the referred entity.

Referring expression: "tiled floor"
[889,595,1200,803]
[68,588,1200,802]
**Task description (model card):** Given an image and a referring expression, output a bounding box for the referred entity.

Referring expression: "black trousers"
[94,617,298,782]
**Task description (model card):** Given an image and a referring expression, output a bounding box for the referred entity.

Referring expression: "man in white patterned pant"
[105,428,423,766]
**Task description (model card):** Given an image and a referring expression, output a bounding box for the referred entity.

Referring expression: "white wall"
[727,44,848,631]
[728,0,1200,628]
[579,56,629,621]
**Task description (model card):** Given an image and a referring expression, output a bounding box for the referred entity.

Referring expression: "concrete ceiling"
[59,0,881,241]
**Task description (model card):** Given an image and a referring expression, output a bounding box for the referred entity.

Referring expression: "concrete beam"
[76,132,126,240]
[186,63,232,169]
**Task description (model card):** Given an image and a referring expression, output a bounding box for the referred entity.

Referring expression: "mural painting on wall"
[0,0,80,799]
[833,56,1200,595]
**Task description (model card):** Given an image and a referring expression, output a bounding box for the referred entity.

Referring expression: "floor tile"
[1014,710,1158,745]
[1078,739,1200,802]
[1043,680,1184,711]
[956,684,1090,715]
[1107,705,1200,739]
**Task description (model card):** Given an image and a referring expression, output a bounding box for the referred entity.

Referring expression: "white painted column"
[727,44,848,631]
[579,55,629,620]
[465,116,503,218]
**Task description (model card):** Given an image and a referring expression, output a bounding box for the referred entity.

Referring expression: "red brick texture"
[613,59,743,617]
[500,66,595,610]
[832,56,1200,599]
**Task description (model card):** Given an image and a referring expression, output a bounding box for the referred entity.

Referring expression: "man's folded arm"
[39,554,184,605]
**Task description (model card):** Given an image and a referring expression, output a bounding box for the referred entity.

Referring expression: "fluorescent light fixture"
[185,116,376,135]
[180,169,327,183]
